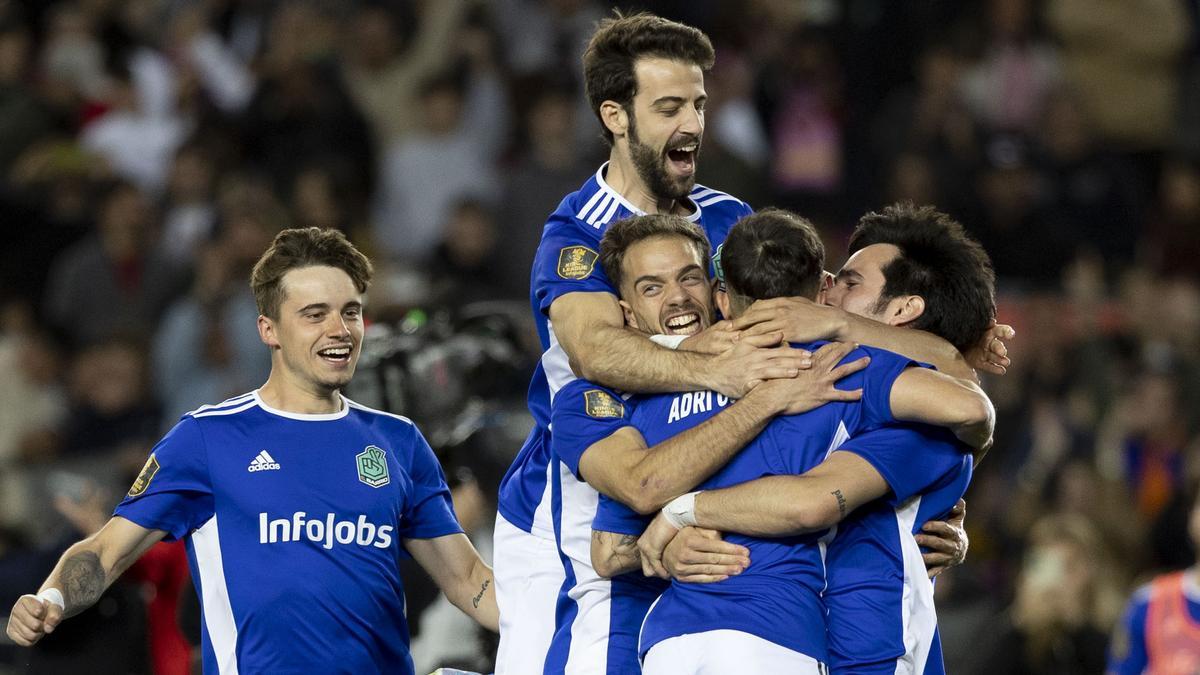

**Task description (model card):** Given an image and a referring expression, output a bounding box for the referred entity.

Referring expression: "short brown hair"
[250,227,373,319]
[583,12,715,145]
[719,209,825,306]
[600,214,712,292]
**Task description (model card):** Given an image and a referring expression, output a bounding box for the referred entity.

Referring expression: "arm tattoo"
[831,489,847,519]
[593,531,641,574]
[60,551,106,616]
[471,578,490,609]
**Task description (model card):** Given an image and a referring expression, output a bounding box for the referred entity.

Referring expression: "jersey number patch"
[557,246,598,280]
[128,454,160,497]
[356,446,390,488]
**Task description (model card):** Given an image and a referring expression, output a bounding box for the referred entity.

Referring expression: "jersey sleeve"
[113,417,214,541]
[593,493,651,536]
[852,347,932,432]
[1107,586,1150,675]
[551,382,633,479]
[834,424,969,505]
[531,217,615,316]
[397,425,463,541]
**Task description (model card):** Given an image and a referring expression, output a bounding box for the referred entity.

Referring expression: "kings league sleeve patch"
[127,454,160,497]
[557,245,599,280]
[584,390,624,418]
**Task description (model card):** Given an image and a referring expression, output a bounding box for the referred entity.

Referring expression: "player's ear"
[715,288,731,319]
[600,100,628,139]
[617,299,638,330]
[891,295,925,326]
[258,315,280,349]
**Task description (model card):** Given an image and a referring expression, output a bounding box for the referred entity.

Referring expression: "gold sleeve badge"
[584,390,624,418]
[557,246,598,280]
[127,454,160,497]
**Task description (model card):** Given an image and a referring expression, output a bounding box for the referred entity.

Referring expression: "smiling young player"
[6,228,498,675]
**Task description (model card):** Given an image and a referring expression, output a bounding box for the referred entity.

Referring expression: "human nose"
[679,104,703,137]
[326,313,351,338]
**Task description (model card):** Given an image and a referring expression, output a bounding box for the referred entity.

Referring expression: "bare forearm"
[573,323,712,393]
[591,530,641,578]
[840,313,975,381]
[693,476,838,537]
[42,541,118,618]
[623,395,777,513]
[450,557,498,632]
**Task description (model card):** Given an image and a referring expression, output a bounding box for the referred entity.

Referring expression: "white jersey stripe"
[193,516,239,674]
[576,188,607,221]
[192,401,259,418]
[586,195,614,226]
[187,393,256,416]
[697,194,742,208]
[690,187,718,200]
[894,496,936,675]
[593,196,623,228]
[556,462,615,672]
[345,399,415,426]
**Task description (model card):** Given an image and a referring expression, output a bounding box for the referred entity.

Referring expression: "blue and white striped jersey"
[628,344,921,663]
[544,379,664,674]
[113,391,462,675]
[824,424,973,674]
[496,163,752,540]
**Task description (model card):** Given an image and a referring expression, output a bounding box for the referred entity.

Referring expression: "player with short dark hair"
[617,211,992,673]
[6,227,498,674]
[638,205,999,673]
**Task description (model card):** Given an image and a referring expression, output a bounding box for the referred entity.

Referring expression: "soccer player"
[641,204,998,673]
[5,228,497,674]
[1108,484,1200,673]
[495,12,1010,672]
[546,214,869,673]
[600,210,993,673]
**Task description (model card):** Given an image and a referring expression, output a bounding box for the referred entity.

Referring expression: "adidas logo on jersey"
[248,450,281,472]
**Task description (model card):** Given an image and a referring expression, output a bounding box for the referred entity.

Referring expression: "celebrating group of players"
[7,11,1014,675]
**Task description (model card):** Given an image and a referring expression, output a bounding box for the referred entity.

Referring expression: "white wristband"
[36,588,64,610]
[661,492,701,529]
[649,334,688,350]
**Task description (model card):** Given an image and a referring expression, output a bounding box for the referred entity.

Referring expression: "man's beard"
[628,112,697,202]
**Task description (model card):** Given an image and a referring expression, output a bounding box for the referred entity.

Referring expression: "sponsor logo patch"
[128,454,160,497]
[356,445,390,488]
[584,390,624,418]
[557,246,598,280]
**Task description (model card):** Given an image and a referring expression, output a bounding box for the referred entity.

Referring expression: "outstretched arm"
[405,533,498,632]
[6,517,165,646]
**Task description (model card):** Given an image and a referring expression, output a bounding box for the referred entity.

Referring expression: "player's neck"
[605,152,685,216]
[258,373,344,415]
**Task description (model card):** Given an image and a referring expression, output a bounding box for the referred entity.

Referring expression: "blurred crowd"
[0,0,1197,673]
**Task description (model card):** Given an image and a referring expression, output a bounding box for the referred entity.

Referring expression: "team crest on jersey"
[584,390,624,418]
[356,445,390,488]
[127,454,160,497]
[557,246,598,280]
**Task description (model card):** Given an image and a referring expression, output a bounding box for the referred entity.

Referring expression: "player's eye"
[682,274,703,285]
[344,308,361,320]
[641,284,661,296]
[306,312,324,321]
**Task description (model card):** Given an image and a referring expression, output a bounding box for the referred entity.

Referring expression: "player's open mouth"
[664,312,702,335]
[317,345,353,364]
[666,143,698,176]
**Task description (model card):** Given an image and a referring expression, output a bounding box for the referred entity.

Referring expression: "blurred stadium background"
[0,0,1197,673]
